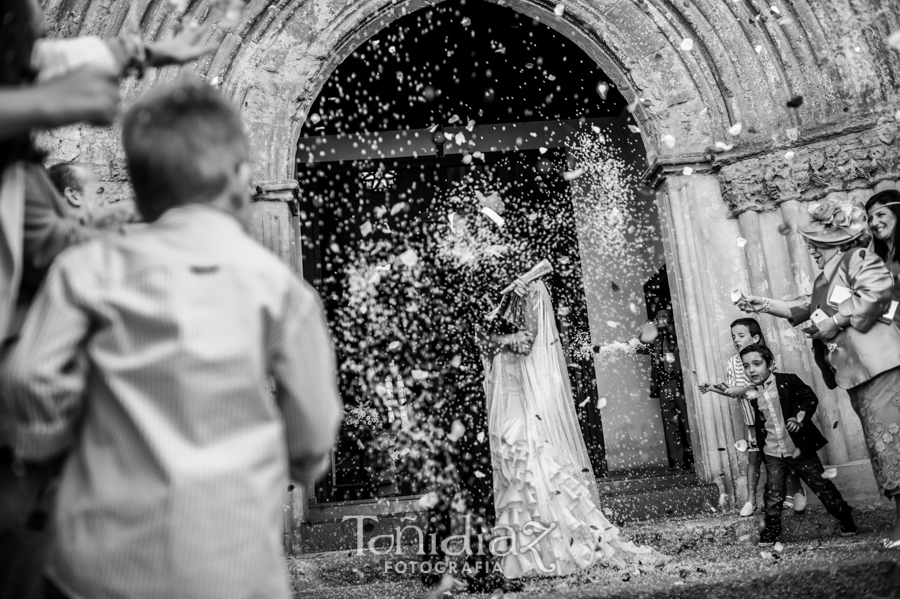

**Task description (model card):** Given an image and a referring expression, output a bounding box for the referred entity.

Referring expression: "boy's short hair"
[730,317,766,346]
[739,343,774,365]
[122,78,249,221]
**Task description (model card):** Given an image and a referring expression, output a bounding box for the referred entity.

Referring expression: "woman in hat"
[737,195,900,548]
[865,190,900,329]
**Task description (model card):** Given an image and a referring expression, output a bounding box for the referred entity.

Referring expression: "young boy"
[700,319,806,516]
[0,79,343,599]
[738,344,856,547]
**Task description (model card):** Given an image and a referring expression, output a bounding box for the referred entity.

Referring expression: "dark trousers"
[762,452,852,541]
[659,378,692,469]
[0,449,60,599]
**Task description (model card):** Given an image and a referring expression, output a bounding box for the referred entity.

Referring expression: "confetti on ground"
[680,38,695,51]
[728,123,743,135]
[785,150,795,160]
[683,166,694,176]
[777,222,792,235]
[554,3,566,17]
[736,237,748,248]
[661,134,676,149]
[822,468,837,479]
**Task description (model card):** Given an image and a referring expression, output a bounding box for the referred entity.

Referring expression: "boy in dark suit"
[739,344,856,546]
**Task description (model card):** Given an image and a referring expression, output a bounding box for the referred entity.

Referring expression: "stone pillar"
[649,162,752,506]
[249,180,300,269]
[249,180,310,554]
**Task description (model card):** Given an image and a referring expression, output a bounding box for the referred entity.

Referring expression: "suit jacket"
[9,163,102,339]
[751,372,828,458]
[635,328,682,398]
[786,247,900,390]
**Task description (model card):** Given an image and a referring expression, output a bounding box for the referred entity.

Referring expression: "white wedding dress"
[484,281,653,578]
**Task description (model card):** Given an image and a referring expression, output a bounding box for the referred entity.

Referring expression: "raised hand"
[735,294,766,314]
[148,21,221,67]
[39,69,120,126]
[511,277,529,298]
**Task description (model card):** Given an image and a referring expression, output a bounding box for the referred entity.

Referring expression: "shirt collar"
[756,372,776,393]
[153,203,247,233]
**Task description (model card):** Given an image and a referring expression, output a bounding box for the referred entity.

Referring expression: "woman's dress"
[851,257,900,497]
[484,281,653,579]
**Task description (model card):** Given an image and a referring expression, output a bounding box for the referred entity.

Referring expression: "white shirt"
[0,204,343,599]
[756,374,797,458]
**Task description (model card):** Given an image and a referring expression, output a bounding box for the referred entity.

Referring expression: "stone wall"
[35,0,900,508]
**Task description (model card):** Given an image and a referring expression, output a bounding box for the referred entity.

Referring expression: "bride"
[483,275,654,579]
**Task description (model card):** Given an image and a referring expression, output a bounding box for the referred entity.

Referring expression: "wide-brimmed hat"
[797,195,867,246]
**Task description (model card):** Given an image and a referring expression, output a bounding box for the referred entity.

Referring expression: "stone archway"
[39,0,900,530]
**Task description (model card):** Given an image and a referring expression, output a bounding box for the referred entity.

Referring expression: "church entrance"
[294,0,691,521]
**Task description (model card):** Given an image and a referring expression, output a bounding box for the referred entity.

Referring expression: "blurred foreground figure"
[47,162,104,216]
[0,79,343,599]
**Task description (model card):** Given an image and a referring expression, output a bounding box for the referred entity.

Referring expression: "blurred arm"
[0,259,91,461]
[270,280,344,486]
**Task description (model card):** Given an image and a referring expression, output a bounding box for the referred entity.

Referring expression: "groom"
[421,224,530,593]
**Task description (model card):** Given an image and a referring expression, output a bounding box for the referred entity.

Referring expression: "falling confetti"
[661,134,676,149]
[473,470,486,478]
[360,221,373,237]
[596,81,609,100]
[554,3,566,17]
[447,419,466,442]
[774,542,784,552]
[822,468,837,479]
[683,166,694,176]
[887,30,900,51]
[563,167,586,181]
[398,248,419,267]
[597,397,607,409]
[417,492,439,509]
[731,289,743,303]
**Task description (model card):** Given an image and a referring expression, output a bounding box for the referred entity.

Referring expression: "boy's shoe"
[739,501,755,517]
[792,492,807,513]
[840,518,858,537]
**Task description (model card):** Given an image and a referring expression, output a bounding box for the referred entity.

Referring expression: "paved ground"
[288,504,900,598]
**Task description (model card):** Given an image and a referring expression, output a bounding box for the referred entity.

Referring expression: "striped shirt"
[725,354,755,426]
[0,203,343,599]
